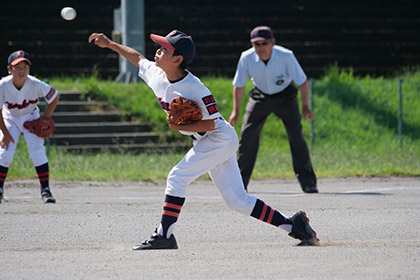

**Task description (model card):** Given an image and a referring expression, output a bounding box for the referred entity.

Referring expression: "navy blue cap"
[8,50,32,66]
[150,30,196,65]
[250,26,274,42]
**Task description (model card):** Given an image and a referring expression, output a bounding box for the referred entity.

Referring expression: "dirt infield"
[1,177,419,279]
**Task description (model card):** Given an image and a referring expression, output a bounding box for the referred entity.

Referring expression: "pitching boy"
[0,50,60,204]
[89,30,319,249]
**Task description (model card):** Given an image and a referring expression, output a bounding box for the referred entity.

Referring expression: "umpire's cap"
[8,50,32,66]
[250,26,274,42]
[150,30,196,65]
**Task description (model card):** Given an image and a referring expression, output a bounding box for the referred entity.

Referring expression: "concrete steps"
[51,111,123,123]
[53,143,188,153]
[54,122,150,134]
[46,92,188,153]
[51,132,159,146]
[52,100,109,112]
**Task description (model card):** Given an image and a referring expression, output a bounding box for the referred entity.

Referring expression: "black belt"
[191,132,206,140]
[190,117,223,140]
[250,83,294,100]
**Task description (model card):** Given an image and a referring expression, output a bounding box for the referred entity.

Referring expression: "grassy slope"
[7,69,420,181]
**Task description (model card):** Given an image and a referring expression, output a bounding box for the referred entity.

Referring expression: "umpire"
[228,26,318,193]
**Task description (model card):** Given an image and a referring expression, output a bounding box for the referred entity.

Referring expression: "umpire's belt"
[250,83,296,100]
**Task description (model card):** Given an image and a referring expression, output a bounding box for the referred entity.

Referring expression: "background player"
[229,26,318,193]
[0,50,60,204]
[89,30,319,249]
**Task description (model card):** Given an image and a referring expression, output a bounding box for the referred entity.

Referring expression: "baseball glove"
[167,96,202,125]
[24,117,55,139]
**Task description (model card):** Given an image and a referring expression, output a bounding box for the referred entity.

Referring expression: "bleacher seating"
[2,0,419,79]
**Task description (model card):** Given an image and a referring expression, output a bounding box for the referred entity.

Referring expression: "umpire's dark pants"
[237,84,317,189]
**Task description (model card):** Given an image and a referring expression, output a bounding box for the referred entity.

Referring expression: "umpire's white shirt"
[232,45,307,94]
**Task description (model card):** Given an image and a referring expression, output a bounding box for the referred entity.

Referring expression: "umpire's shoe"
[132,231,178,250]
[297,175,319,193]
[41,190,56,203]
[302,185,319,193]
[289,210,320,246]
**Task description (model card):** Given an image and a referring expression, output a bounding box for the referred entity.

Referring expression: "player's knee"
[28,146,47,166]
[30,152,47,167]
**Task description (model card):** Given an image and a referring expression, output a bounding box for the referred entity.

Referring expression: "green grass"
[6,68,420,181]
[8,139,181,181]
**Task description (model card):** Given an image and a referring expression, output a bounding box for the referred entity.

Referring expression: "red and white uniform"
[139,60,257,215]
[0,75,59,167]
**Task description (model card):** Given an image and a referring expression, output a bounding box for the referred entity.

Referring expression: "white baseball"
[61,7,77,21]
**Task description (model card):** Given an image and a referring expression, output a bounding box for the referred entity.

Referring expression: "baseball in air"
[61,7,77,21]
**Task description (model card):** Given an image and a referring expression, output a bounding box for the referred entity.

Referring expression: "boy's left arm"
[42,93,60,118]
[168,119,215,132]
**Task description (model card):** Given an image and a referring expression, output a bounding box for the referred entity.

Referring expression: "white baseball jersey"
[0,75,58,117]
[0,75,58,167]
[233,45,307,94]
[138,60,257,215]
[139,60,222,136]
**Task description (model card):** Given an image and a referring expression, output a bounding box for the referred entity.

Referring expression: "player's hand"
[88,33,112,48]
[0,133,15,150]
[302,105,314,122]
[228,111,240,126]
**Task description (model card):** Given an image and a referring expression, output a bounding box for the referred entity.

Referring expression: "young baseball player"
[89,30,319,249]
[0,50,60,204]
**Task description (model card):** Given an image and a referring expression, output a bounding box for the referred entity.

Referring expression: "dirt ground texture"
[1,177,419,280]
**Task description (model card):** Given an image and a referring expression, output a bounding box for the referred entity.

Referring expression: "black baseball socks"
[250,199,293,232]
[35,163,50,193]
[0,165,8,195]
[157,195,185,239]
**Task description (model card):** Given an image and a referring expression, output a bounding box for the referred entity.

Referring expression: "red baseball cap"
[150,30,196,65]
[8,50,32,66]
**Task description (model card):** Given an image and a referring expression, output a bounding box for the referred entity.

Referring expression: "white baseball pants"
[166,119,257,215]
[0,109,48,167]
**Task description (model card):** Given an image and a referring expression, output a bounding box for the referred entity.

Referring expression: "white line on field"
[4,196,34,199]
[341,186,419,193]
[4,187,418,201]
